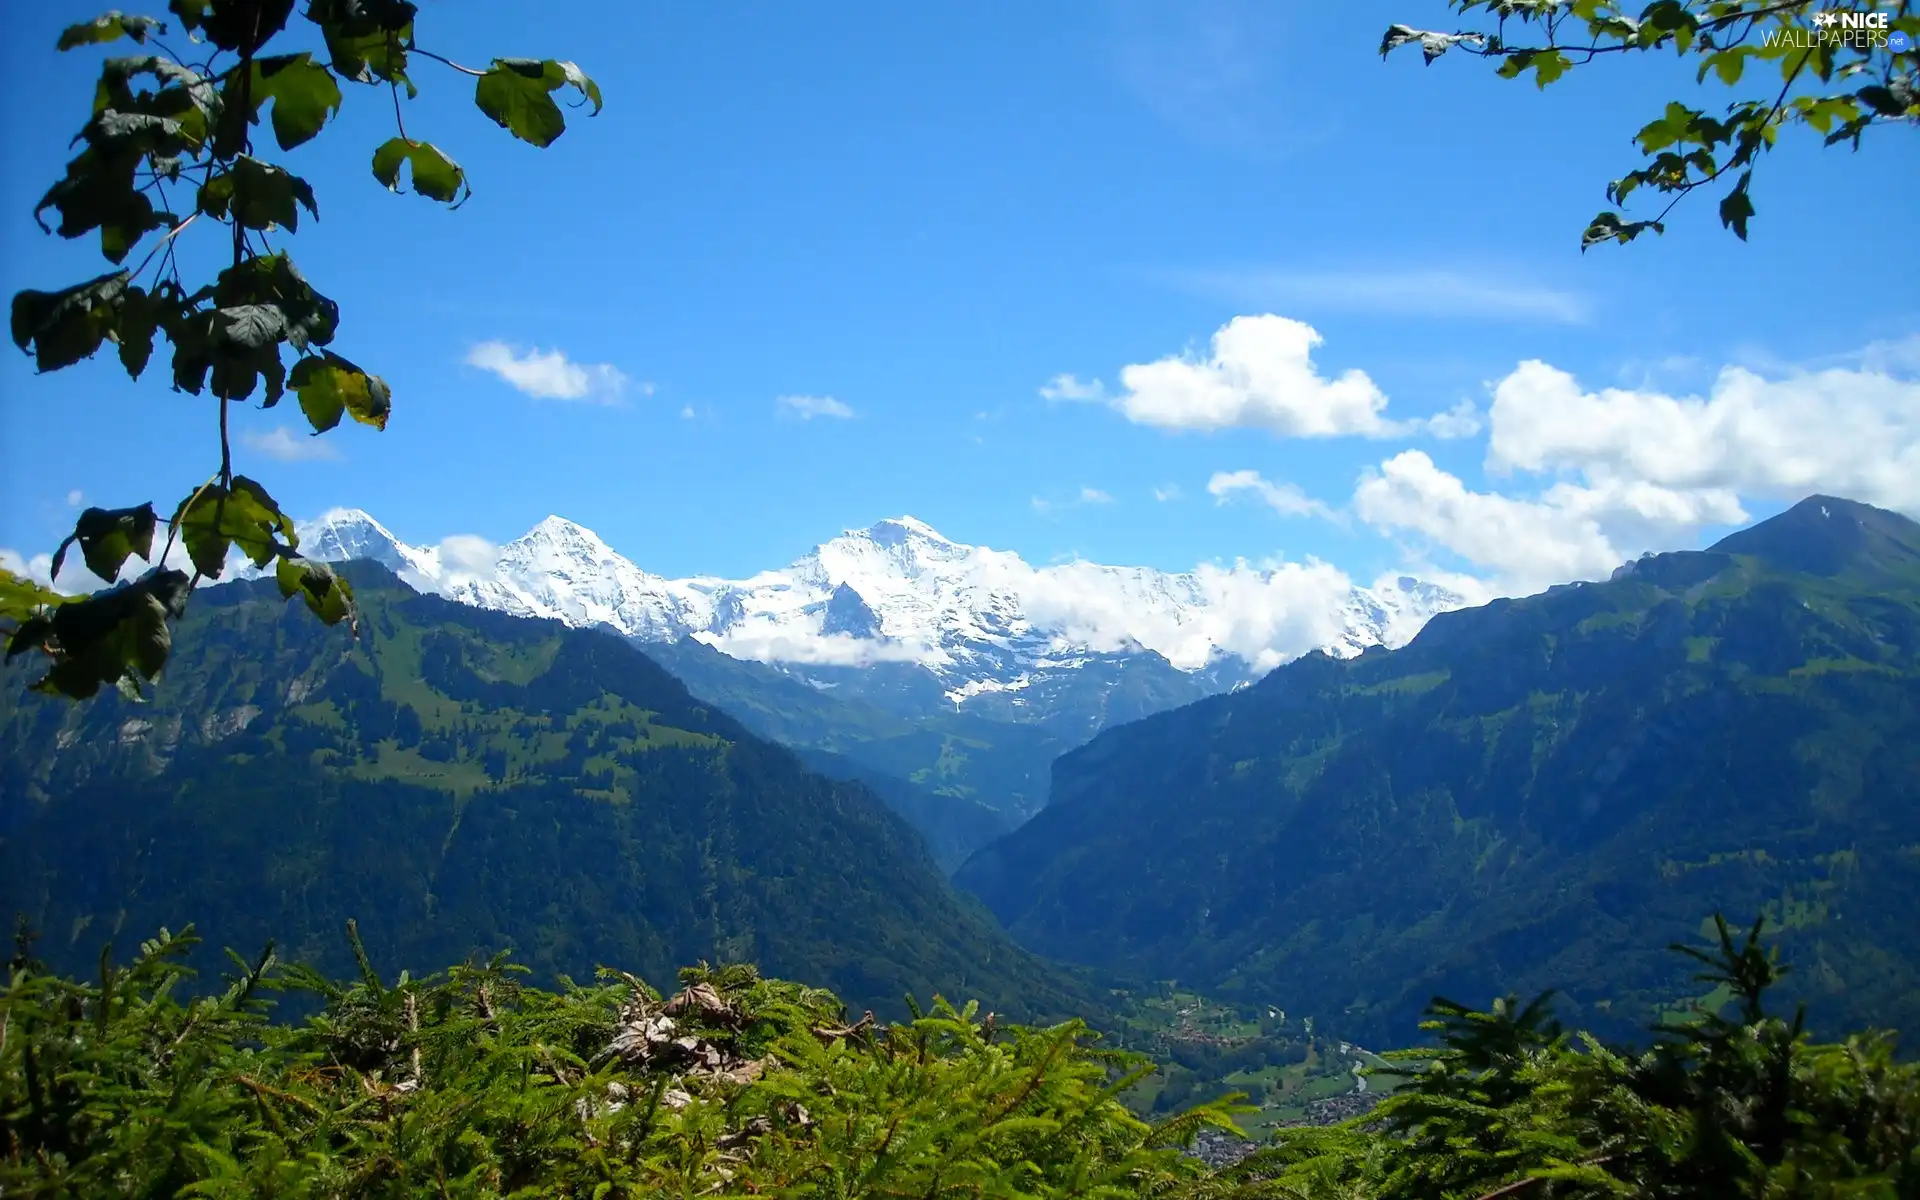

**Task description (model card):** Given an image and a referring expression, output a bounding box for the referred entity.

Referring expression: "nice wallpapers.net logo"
[1765,9,1914,51]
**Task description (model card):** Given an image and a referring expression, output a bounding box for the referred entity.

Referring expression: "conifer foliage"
[1223,917,1920,1199]
[0,921,1240,1197]
[4,915,1916,1197]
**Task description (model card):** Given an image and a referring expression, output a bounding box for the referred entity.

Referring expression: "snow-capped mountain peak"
[298,508,439,587]
[264,510,1472,702]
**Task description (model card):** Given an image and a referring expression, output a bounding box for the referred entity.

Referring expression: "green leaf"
[553,61,604,114]
[58,11,166,51]
[474,58,572,147]
[168,0,291,55]
[275,555,356,626]
[290,350,391,433]
[250,52,344,150]
[211,303,287,350]
[1793,94,1859,135]
[21,566,191,698]
[162,308,214,393]
[213,252,338,349]
[1530,50,1570,87]
[228,475,299,561]
[369,138,469,205]
[1856,84,1912,117]
[0,567,66,634]
[10,270,131,371]
[1581,211,1663,250]
[209,335,286,403]
[51,503,159,585]
[170,476,296,579]
[197,156,318,231]
[308,0,417,89]
[34,146,167,264]
[1718,171,1755,241]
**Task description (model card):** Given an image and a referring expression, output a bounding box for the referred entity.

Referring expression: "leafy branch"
[1381,0,1918,246]
[3,0,601,700]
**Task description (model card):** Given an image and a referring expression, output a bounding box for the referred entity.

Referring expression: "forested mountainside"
[0,564,1094,1023]
[641,637,1051,860]
[958,497,1920,1045]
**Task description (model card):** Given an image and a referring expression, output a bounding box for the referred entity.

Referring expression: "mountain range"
[276,508,1467,734]
[957,496,1920,1045]
[223,509,1471,854]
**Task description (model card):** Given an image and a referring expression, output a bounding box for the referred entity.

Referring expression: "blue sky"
[3,0,1916,591]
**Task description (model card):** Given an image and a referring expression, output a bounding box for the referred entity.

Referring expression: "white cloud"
[1425,399,1483,440]
[776,394,855,421]
[1344,349,1920,595]
[1112,314,1407,438]
[1079,486,1115,504]
[466,341,631,403]
[681,404,696,419]
[1017,555,1370,672]
[0,548,58,590]
[65,490,84,507]
[696,628,927,667]
[243,425,341,462]
[1207,469,1340,522]
[1484,359,1920,513]
[434,534,500,588]
[1353,450,1744,594]
[1161,267,1591,325]
[1040,373,1107,402]
[1153,484,1183,502]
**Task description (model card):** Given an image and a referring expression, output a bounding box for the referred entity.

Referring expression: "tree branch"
[409,46,487,77]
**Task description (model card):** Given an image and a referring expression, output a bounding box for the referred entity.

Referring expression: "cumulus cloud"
[776,394,855,420]
[434,534,501,588]
[1113,314,1404,437]
[1153,484,1183,502]
[466,341,632,403]
[65,490,84,507]
[1484,359,1920,513]
[1040,373,1107,402]
[1354,450,1743,593]
[1345,351,1920,595]
[1079,486,1115,504]
[1207,469,1340,522]
[0,548,57,589]
[1016,555,1372,672]
[1425,399,1483,440]
[696,628,928,667]
[243,425,341,462]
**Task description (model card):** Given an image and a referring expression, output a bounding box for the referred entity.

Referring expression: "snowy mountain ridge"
[271,508,1471,706]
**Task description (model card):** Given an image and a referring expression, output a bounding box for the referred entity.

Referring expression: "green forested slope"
[0,564,1092,1023]
[641,638,1042,861]
[958,496,1920,1044]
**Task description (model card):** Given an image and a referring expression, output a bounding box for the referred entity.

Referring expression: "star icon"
[1812,10,1836,26]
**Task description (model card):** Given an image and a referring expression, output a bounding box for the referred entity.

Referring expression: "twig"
[1444,0,1811,62]
[126,212,199,287]
[406,991,424,1090]
[409,45,488,77]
